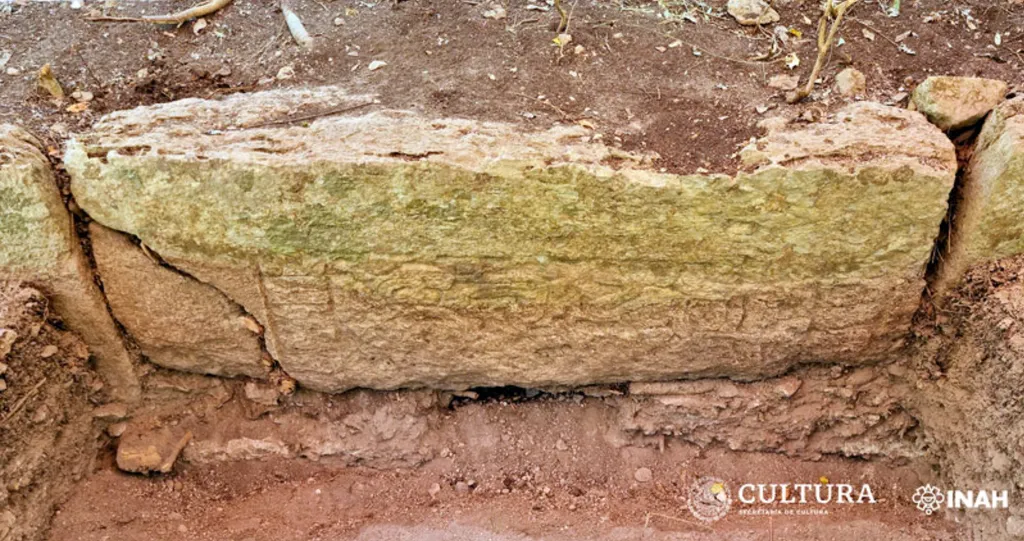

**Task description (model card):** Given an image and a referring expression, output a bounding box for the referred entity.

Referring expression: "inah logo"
[687,477,732,522]
[912,484,1009,515]
[912,485,944,515]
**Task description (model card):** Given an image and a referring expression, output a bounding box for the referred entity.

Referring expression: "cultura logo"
[687,477,732,522]
[912,485,944,515]
[912,484,1009,515]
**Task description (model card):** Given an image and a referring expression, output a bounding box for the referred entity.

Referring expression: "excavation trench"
[3,86,1024,541]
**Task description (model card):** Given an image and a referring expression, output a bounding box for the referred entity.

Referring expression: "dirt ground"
[48,404,960,541]
[0,282,99,541]
[1,0,1023,175]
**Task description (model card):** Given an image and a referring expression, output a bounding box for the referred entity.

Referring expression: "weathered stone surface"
[911,76,1008,131]
[727,0,779,26]
[0,124,138,400]
[90,224,265,378]
[932,96,1024,296]
[116,425,192,474]
[623,365,919,458]
[65,89,956,391]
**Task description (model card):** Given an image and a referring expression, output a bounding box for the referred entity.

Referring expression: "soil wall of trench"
[1,83,1023,540]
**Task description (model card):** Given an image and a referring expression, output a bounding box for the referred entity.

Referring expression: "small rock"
[454,481,471,493]
[428,482,441,498]
[367,60,387,71]
[0,329,17,360]
[774,377,802,398]
[107,422,128,438]
[49,123,69,137]
[244,381,279,406]
[31,405,49,424]
[727,0,780,26]
[0,362,7,376]
[333,17,345,26]
[835,68,866,97]
[911,76,1009,131]
[71,90,94,102]
[276,65,295,80]
[6,67,19,76]
[634,467,653,483]
[768,74,799,91]
[1006,515,1024,537]
[844,367,876,387]
[482,4,507,19]
[93,402,130,422]
[116,426,192,474]
[555,439,569,451]
[40,345,58,358]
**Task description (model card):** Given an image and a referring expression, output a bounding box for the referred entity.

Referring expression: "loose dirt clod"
[116,426,193,474]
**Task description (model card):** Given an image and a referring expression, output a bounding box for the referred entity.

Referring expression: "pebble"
[835,67,866,97]
[428,483,441,498]
[276,66,295,80]
[555,439,569,451]
[454,481,471,493]
[634,467,653,483]
[107,422,128,438]
[40,345,58,359]
[727,0,779,26]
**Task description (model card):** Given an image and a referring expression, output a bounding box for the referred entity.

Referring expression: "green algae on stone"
[63,92,958,391]
[0,124,139,400]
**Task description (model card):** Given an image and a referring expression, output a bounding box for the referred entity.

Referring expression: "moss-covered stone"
[0,125,138,400]
[64,90,957,391]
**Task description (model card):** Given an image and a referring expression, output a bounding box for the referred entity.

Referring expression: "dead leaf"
[65,101,89,114]
[38,64,65,100]
[861,28,875,41]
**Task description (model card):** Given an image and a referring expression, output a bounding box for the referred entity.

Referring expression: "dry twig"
[87,0,233,25]
[1,378,47,427]
[787,0,860,103]
[554,0,568,32]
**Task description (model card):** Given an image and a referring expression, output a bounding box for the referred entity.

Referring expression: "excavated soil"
[0,0,1022,175]
[0,282,99,541]
[49,406,957,541]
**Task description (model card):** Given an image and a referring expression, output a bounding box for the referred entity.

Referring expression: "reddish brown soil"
[48,399,959,541]
[1,0,1022,175]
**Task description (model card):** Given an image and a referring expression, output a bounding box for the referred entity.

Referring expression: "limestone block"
[932,96,1024,296]
[911,76,1008,131]
[65,89,956,391]
[0,124,138,400]
[90,224,266,378]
